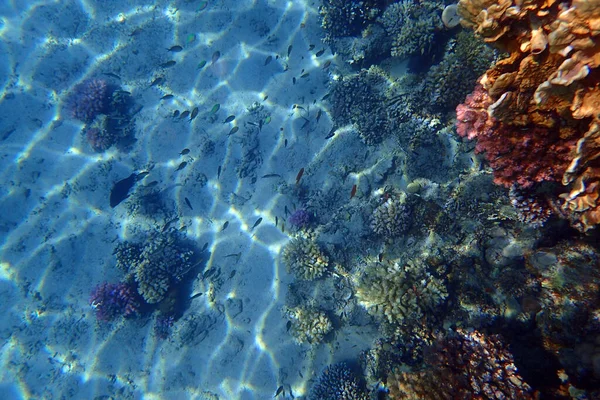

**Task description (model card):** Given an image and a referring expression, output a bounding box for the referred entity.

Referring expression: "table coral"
[455,0,600,231]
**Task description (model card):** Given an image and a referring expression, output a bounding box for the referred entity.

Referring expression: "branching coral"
[284,306,332,345]
[455,0,600,231]
[89,282,140,321]
[371,192,412,237]
[355,260,447,324]
[309,363,369,400]
[282,236,329,280]
[388,329,534,399]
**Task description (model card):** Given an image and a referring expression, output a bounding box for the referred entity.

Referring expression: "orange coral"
[456,0,600,231]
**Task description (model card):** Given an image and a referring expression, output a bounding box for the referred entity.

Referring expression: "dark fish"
[321,92,331,101]
[184,197,193,210]
[212,51,220,64]
[173,110,180,118]
[175,161,187,171]
[162,217,179,232]
[315,48,325,57]
[151,77,165,86]
[281,222,285,233]
[203,269,216,279]
[286,320,291,331]
[323,60,331,69]
[110,173,139,208]
[228,126,239,136]
[167,45,183,52]
[350,184,357,199]
[160,94,174,100]
[264,56,272,66]
[378,253,384,262]
[190,292,203,299]
[287,45,293,57]
[179,148,190,155]
[308,44,315,51]
[300,72,309,79]
[275,385,284,398]
[229,270,236,279]
[145,180,159,187]
[210,104,220,114]
[251,217,263,230]
[262,174,282,178]
[275,216,278,227]
[160,60,177,68]
[325,128,335,139]
[284,139,288,147]
[221,221,229,231]
[197,60,207,69]
[292,77,296,85]
[295,168,304,184]
[190,107,199,121]
[180,110,190,119]
[201,242,209,252]
[316,109,322,123]
[263,95,269,101]
[224,252,241,259]
[217,165,222,179]
[103,72,121,80]
[223,115,235,123]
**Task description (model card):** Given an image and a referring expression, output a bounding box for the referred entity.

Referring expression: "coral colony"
[287,208,311,228]
[89,282,140,322]
[68,78,109,122]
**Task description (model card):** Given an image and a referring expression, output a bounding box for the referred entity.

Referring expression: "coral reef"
[115,232,196,304]
[282,236,329,280]
[387,329,534,399]
[308,363,369,400]
[455,0,600,231]
[379,0,444,60]
[319,0,384,44]
[355,260,447,324]
[89,282,140,321]
[284,306,332,345]
[288,209,312,229]
[68,78,109,122]
[370,192,412,237]
[330,66,391,145]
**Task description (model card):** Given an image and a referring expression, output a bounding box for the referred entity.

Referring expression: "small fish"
[350,184,357,199]
[251,218,263,230]
[102,72,121,80]
[210,104,220,114]
[300,72,309,79]
[110,173,139,208]
[160,94,174,100]
[264,116,272,125]
[180,148,190,155]
[264,55,272,66]
[274,386,284,398]
[217,165,222,179]
[180,110,190,119]
[223,115,235,123]
[229,270,236,279]
[378,253,384,262]
[151,77,165,87]
[212,51,221,64]
[287,45,293,57]
[224,252,241,259]
[160,60,177,68]
[321,92,331,101]
[184,197,193,210]
[286,320,291,331]
[284,139,288,147]
[167,45,183,52]
[221,221,229,231]
[190,292,203,300]
[262,174,282,178]
[315,48,325,57]
[201,242,209,252]
[325,128,335,139]
[190,107,199,121]
[308,44,315,51]
[203,268,216,279]
[292,77,296,85]
[197,60,207,69]
[162,217,179,232]
[145,180,159,187]
[275,216,278,227]
[197,1,208,11]
[281,222,285,233]
[175,161,188,171]
[172,110,180,118]
[228,126,239,135]
[295,167,304,184]
[299,371,303,378]
[316,109,322,123]
[323,60,331,69]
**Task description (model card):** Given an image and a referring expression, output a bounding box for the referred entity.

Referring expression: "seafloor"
[0,0,599,399]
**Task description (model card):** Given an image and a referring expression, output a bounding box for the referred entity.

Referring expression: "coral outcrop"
[455,0,600,231]
[355,260,447,324]
[284,306,332,345]
[388,329,533,399]
[68,78,109,122]
[89,282,140,321]
[370,192,412,237]
[309,363,369,400]
[282,236,329,280]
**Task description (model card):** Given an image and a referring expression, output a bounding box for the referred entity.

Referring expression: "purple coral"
[89,282,140,322]
[68,78,109,122]
[155,314,175,339]
[288,209,311,228]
